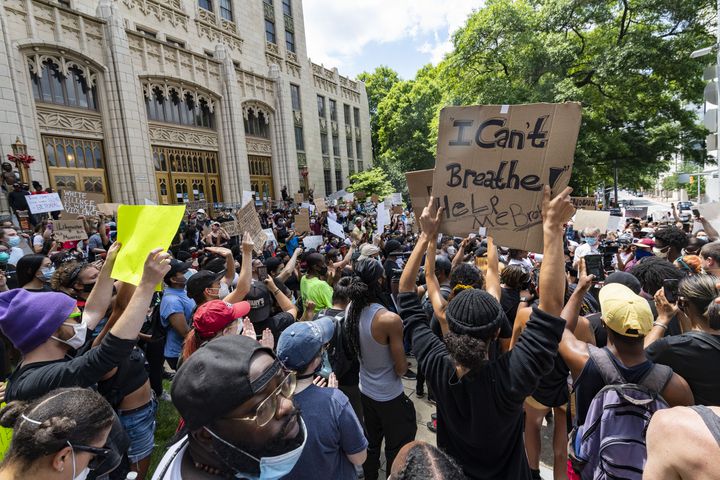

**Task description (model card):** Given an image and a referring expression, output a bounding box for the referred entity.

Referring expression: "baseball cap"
[186,270,225,301]
[196,208,206,215]
[245,280,272,323]
[276,317,335,371]
[632,238,655,249]
[171,335,278,430]
[599,283,653,337]
[193,300,251,339]
[164,259,192,284]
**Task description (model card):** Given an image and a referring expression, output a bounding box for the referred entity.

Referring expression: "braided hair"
[345,258,386,359]
[0,388,114,473]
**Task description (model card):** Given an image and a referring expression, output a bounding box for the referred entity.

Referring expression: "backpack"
[568,345,673,480]
[140,292,166,343]
[319,309,355,380]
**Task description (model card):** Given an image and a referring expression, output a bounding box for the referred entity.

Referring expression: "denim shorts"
[118,397,158,463]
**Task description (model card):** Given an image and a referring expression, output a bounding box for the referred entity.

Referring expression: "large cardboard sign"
[26,193,63,214]
[222,221,242,237]
[295,209,310,234]
[406,169,434,211]
[97,203,121,217]
[293,193,304,204]
[571,197,596,210]
[573,210,611,233]
[61,190,103,217]
[54,220,88,242]
[432,103,581,252]
[235,202,266,254]
[315,198,328,213]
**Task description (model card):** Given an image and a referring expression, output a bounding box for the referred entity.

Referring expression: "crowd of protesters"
[0,183,716,480]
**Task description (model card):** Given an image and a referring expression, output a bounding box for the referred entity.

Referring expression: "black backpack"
[140,292,166,343]
[319,309,355,379]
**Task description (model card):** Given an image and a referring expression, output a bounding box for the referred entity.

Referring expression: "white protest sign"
[327,189,346,202]
[26,193,63,214]
[263,228,277,247]
[376,206,390,233]
[143,198,157,205]
[698,203,720,232]
[573,210,610,233]
[303,235,323,250]
[606,215,625,232]
[327,217,346,239]
[432,103,581,253]
[242,190,254,206]
[391,193,403,205]
[384,198,392,209]
[343,192,355,203]
[301,202,315,214]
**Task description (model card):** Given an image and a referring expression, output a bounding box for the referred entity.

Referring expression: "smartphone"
[584,254,605,281]
[257,266,268,282]
[663,278,680,303]
[693,208,701,218]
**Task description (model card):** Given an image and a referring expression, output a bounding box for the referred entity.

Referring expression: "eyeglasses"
[224,371,296,427]
[69,443,112,471]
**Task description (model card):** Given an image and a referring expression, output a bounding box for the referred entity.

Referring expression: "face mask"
[635,249,652,259]
[52,320,87,349]
[7,236,20,248]
[218,283,230,298]
[184,270,195,281]
[653,247,668,259]
[205,418,307,480]
[585,237,597,246]
[40,266,55,282]
[82,282,96,293]
[698,235,709,241]
[446,246,457,257]
[0,252,8,263]
[68,443,91,480]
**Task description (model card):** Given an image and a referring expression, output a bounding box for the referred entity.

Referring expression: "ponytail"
[345,277,370,359]
[181,329,203,361]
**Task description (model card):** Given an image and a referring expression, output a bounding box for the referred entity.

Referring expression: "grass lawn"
[148,380,180,476]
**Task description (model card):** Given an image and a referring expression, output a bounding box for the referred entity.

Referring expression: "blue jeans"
[118,397,158,463]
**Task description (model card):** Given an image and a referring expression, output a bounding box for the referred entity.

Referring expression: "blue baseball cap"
[276,317,335,371]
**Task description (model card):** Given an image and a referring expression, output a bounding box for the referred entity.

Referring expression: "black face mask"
[82,282,96,293]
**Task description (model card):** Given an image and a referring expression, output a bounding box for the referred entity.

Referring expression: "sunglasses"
[69,443,112,471]
[224,371,296,427]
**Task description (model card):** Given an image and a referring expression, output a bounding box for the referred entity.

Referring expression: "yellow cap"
[599,283,653,337]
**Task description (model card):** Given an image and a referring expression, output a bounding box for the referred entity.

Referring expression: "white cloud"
[302,0,481,72]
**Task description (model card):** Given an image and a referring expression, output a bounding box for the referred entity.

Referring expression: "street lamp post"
[8,137,33,184]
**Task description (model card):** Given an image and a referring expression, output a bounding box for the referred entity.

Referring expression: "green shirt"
[300,275,334,310]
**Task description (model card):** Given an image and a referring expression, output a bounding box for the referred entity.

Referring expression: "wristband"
[652,322,668,331]
[272,289,280,295]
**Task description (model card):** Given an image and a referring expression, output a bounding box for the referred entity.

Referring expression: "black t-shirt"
[646,332,720,406]
[97,345,149,408]
[500,287,521,328]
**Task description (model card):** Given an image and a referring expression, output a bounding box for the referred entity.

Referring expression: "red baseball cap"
[192,300,251,339]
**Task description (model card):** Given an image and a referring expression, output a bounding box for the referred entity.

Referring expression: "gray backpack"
[568,346,673,480]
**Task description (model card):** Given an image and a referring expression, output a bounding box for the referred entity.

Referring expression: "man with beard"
[153,335,306,479]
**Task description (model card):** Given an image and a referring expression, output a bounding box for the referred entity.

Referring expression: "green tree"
[346,168,394,197]
[357,66,401,157]
[441,0,714,191]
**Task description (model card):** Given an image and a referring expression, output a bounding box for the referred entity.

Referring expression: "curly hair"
[444,331,489,371]
[653,226,688,251]
[450,263,484,290]
[394,442,466,480]
[630,256,685,296]
[49,260,89,292]
[500,265,530,290]
[0,388,114,473]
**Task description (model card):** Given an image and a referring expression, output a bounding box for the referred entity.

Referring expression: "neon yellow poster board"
[111,205,186,286]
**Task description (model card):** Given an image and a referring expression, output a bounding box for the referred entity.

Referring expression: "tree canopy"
[346,168,395,197]
[360,0,715,193]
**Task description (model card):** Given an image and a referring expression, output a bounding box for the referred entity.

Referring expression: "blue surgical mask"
[205,418,307,480]
[41,266,55,282]
[7,236,20,248]
[585,237,597,246]
[0,252,9,263]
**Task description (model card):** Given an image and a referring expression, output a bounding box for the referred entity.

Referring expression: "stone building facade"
[0,0,372,209]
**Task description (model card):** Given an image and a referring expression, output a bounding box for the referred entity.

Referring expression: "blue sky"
[302,0,482,80]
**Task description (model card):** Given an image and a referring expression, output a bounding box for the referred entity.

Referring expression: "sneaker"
[159,391,172,402]
[402,369,417,380]
[426,419,437,433]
